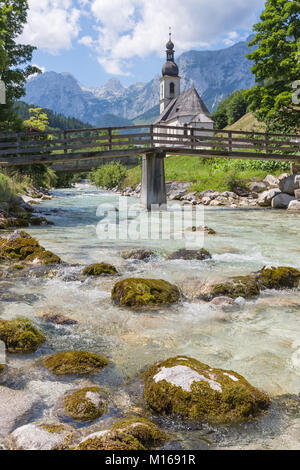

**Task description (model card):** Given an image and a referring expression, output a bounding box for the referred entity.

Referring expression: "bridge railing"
[0,124,299,165]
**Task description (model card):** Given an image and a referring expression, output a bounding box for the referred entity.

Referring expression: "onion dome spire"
[162,28,179,77]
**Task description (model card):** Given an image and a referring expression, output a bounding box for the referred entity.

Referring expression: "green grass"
[0,171,34,206]
[0,173,18,205]
[124,155,289,194]
[0,166,57,209]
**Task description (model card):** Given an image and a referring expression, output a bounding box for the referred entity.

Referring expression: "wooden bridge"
[0,124,299,209]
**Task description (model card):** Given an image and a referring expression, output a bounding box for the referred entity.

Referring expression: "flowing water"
[1,182,300,450]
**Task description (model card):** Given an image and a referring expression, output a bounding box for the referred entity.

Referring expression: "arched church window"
[170,82,175,97]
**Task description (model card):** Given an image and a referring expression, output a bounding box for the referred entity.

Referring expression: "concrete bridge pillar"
[140,150,167,210]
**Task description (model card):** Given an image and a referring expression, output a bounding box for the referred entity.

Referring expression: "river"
[1,182,300,450]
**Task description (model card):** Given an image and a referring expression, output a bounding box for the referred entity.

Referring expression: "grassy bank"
[124,155,290,193]
[0,172,34,205]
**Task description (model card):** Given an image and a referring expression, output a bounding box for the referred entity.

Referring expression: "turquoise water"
[1,183,300,450]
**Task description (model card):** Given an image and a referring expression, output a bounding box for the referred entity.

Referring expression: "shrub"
[89,162,127,189]
[0,173,18,205]
[14,164,57,189]
[54,172,86,188]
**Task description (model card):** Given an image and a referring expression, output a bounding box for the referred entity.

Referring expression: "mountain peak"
[103,78,124,91]
[25,36,255,124]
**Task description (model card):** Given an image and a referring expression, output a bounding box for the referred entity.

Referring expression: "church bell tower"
[160,30,181,114]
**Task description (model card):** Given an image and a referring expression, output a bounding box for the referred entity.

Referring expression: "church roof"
[155,87,213,124]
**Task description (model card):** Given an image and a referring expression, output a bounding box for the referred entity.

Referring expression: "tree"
[212,90,248,129]
[246,0,300,133]
[0,1,40,130]
[24,107,49,131]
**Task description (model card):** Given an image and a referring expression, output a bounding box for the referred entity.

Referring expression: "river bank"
[120,172,300,210]
[0,183,299,450]
[119,156,300,210]
[0,170,56,231]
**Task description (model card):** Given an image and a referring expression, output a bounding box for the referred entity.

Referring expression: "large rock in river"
[121,249,156,261]
[256,266,300,290]
[111,278,180,308]
[167,248,212,261]
[143,356,270,423]
[43,350,109,376]
[62,387,108,421]
[83,263,118,276]
[271,193,295,209]
[0,318,46,354]
[199,275,260,300]
[0,231,61,265]
[75,416,167,450]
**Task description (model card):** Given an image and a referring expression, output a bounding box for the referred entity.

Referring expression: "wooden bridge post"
[63,131,67,154]
[16,134,21,158]
[265,133,269,154]
[140,150,167,210]
[228,131,232,153]
[108,128,112,150]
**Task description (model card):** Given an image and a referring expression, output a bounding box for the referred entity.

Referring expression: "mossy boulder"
[111,416,168,449]
[0,318,46,354]
[25,249,61,265]
[83,263,118,276]
[167,248,212,261]
[0,231,61,265]
[75,417,167,450]
[75,430,146,451]
[200,275,260,300]
[111,278,180,309]
[121,249,156,261]
[0,364,6,375]
[256,266,300,290]
[43,350,109,375]
[143,357,270,423]
[63,387,107,421]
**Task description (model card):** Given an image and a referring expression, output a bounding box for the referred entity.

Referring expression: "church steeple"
[162,28,179,77]
[160,29,181,113]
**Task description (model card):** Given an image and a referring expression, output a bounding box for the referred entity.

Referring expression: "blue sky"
[18,0,267,88]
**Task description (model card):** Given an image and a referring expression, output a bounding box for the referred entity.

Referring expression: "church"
[155,34,214,137]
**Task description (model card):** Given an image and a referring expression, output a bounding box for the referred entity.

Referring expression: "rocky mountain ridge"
[25,37,255,126]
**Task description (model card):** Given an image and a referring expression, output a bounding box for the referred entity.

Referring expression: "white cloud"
[18,0,81,53]
[223,31,240,47]
[84,0,265,74]
[78,35,94,47]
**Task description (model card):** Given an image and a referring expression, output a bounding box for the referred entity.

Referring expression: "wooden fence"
[0,124,299,166]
